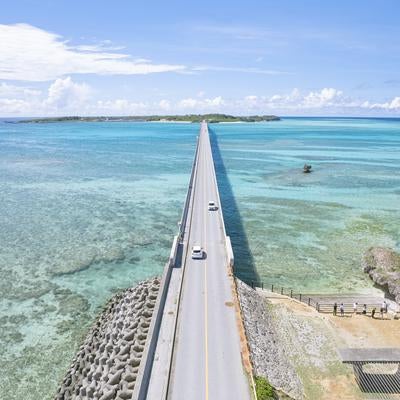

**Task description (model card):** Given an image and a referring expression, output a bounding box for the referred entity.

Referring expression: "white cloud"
[158,99,171,111]
[0,23,186,81]
[44,77,90,110]
[178,98,198,108]
[389,97,400,109]
[94,99,148,114]
[207,96,225,107]
[177,96,225,111]
[0,82,41,98]
[0,80,399,116]
[303,88,344,107]
[194,24,273,40]
[244,95,258,102]
[0,98,33,114]
[362,97,400,110]
[230,88,400,115]
[0,77,90,115]
[192,65,287,75]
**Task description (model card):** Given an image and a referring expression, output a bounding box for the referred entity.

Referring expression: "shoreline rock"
[54,277,160,400]
[362,247,400,304]
[236,279,302,400]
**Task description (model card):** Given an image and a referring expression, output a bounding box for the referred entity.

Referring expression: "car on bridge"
[208,200,218,211]
[191,245,204,259]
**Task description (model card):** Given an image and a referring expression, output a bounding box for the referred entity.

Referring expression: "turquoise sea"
[1,118,399,399]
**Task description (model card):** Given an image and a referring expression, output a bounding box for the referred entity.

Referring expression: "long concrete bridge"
[133,122,252,399]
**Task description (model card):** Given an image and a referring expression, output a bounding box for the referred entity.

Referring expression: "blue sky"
[0,0,399,116]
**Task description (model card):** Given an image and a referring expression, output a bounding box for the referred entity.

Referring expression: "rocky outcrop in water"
[54,277,160,400]
[236,279,302,400]
[363,247,400,304]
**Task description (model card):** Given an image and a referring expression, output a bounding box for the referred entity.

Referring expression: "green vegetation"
[254,376,275,400]
[18,113,280,124]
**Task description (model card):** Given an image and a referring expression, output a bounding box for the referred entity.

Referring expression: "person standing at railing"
[333,302,337,316]
[353,302,358,316]
[340,303,344,317]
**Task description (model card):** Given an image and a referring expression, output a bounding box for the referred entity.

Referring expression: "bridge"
[133,122,252,399]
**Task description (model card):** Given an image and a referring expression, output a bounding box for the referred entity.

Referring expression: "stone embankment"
[55,277,160,400]
[363,247,400,304]
[236,279,302,400]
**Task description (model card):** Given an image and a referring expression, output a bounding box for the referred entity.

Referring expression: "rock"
[108,369,123,385]
[362,247,400,304]
[128,357,141,368]
[116,389,133,400]
[99,387,116,400]
[123,331,135,342]
[303,164,312,173]
[54,277,160,399]
[236,279,303,399]
[123,373,136,383]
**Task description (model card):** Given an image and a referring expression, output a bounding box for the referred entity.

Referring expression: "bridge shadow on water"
[209,127,260,285]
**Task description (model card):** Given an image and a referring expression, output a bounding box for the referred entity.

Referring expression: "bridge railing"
[178,132,201,243]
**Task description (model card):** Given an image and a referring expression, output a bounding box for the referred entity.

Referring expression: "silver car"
[191,245,203,259]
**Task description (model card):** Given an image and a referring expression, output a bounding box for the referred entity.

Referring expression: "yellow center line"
[202,127,209,400]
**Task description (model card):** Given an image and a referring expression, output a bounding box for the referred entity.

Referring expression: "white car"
[208,201,218,211]
[191,245,204,259]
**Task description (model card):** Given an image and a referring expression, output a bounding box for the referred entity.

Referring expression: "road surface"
[168,122,251,400]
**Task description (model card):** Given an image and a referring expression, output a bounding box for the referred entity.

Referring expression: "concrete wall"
[132,257,175,400]
[226,236,234,268]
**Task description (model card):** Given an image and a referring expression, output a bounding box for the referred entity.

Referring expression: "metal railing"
[250,281,319,308]
[250,281,386,314]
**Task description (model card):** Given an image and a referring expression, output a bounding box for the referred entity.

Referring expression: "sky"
[0,0,400,117]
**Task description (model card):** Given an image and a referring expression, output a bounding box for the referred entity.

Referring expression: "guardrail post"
[316,303,320,312]
[299,293,302,302]
[251,281,254,289]
[281,287,283,295]
[290,290,293,298]
[261,282,264,290]
[308,297,311,306]
[271,284,274,292]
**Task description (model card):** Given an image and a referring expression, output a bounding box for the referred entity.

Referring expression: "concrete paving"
[167,123,251,400]
[340,348,400,363]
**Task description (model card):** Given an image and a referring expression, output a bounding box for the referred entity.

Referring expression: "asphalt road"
[168,122,251,400]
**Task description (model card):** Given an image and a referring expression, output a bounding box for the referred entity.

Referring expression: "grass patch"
[254,376,275,400]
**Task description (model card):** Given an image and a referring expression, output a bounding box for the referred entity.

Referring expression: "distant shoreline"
[15,114,280,124]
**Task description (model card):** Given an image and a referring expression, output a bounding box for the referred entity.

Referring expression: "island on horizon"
[17,113,280,124]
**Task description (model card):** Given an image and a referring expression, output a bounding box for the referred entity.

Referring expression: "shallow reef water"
[210,119,400,291]
[0,118,399,398]
[0,122,196,399]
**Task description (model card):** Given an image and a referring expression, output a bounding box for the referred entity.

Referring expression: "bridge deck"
[168,122,250,399]
[143,123,250,400]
